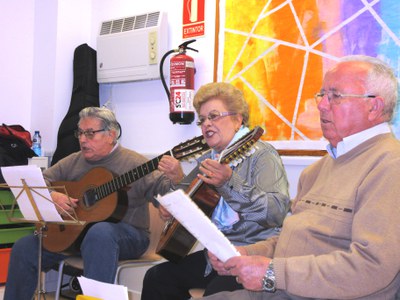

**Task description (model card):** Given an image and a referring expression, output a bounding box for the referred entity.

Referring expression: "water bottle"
[32,130,42,156]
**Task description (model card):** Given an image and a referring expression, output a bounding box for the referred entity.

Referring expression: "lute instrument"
[156,126,264,263]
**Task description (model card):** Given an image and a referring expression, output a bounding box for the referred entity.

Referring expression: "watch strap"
[262,260,276,292]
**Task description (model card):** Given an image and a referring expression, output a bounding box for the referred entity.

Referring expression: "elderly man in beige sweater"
[200,55,400,300]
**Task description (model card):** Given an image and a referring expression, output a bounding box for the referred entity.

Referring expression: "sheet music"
[1,165,63,222]
[78,276,129,300]
[157,189,240,262]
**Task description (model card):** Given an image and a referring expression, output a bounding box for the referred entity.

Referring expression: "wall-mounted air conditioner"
[96,11,168,83]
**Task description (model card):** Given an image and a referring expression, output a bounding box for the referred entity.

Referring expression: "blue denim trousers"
[4,221,149,300]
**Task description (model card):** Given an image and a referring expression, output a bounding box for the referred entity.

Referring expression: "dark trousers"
[141,250,242,300]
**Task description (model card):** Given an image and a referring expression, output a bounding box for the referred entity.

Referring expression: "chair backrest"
[142,203,165,256]
[55,204,167,300]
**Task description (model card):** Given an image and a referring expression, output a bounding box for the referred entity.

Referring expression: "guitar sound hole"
[82,189,98,207]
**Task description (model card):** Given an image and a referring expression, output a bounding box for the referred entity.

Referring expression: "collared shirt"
[110,142,119,153]
[327,122,391,159]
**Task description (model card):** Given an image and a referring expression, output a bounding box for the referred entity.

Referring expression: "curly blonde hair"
[193,82,249,126]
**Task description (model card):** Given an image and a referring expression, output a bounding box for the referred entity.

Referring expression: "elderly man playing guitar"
[4,107,191,300]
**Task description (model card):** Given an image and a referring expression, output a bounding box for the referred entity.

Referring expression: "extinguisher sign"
[182,0,205,39]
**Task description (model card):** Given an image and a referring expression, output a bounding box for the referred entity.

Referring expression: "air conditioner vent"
[147,12,160,27]
[134,14,147,30]
[111,19,124,33]
[100,11,161,36]
[100,21,112,35]
[122,16,135,32]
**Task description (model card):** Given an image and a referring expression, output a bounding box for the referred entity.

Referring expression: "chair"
[54,204,165,300]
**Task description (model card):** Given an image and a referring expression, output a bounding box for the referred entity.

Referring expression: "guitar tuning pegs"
[246,148,256,156]
[229,160,239,167]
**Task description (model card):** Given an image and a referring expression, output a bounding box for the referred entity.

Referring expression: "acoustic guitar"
[40,135,210,254]
[156,126,264,263]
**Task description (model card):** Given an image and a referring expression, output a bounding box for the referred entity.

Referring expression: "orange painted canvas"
[218,0,400,141]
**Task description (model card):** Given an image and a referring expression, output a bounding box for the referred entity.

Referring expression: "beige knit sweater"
[247,133,400,299]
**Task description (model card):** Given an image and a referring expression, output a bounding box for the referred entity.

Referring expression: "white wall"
[0,0,216,156]
[31,0,94,157]
[0,0,35,128]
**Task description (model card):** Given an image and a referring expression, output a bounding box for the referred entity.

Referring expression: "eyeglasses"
[196,110,237,126]
[74,128,107,139]
[314,91,376,105]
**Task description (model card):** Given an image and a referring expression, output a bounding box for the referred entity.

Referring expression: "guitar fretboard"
[94,150,171,200]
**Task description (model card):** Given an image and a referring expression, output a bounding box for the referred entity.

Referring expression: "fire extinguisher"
[160,39,198,124]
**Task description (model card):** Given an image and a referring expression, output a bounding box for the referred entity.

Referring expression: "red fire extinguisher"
[160,39,198,124]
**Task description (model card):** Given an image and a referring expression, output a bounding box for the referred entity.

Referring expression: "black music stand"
[0,179,85,300]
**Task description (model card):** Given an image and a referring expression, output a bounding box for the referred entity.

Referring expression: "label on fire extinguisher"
[170,60,195,88]
[171,89,194,112]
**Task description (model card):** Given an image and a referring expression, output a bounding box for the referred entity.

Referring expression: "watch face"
[263,276,276,292]
[264,278,275,289]
[263,261,276,292]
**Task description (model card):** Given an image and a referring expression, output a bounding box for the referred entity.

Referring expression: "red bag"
[0,124,33,148]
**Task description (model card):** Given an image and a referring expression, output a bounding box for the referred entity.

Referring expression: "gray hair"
[193,82,249,126]
[78,107,121,143]
[340,55,398,121]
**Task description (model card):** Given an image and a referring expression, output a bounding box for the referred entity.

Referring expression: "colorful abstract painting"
[217,0,400,143]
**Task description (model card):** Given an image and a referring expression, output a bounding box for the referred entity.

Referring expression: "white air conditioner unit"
[96,11,168,83]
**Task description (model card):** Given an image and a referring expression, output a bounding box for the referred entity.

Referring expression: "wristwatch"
[262,260,276,292]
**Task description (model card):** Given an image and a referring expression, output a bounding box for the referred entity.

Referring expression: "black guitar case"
[51,44,100,166]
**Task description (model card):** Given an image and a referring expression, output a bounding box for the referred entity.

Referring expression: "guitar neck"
[95,150,171,199]
[86,134,209,203]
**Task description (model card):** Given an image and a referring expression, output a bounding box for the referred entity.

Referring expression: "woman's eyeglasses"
[196,110,237,126]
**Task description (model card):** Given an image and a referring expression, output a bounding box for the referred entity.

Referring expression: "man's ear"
[368,96,385,121]
[108,129,117,143]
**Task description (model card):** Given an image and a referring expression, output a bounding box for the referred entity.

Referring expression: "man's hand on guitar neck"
[158,156,185,222]
[51,191,79,216]
[158,155,185,185]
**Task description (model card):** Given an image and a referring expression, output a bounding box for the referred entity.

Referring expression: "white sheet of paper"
[78,276,129,300]
[157,189,240,262]
[1,165,63,222]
